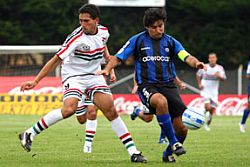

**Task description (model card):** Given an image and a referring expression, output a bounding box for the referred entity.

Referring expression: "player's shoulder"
[98,25,109,32]
[216,64,225,70]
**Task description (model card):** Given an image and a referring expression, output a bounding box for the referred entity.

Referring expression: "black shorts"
[137,82,187,118]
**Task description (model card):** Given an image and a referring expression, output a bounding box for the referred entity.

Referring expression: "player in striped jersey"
[98,8,206,163]
[239,60,250,133]
[18,4,146,163]
[196,53,226,131]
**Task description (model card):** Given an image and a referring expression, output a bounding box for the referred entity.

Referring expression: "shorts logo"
[142,88,152,102]
[165,48,169,52]
[64,83,69,90]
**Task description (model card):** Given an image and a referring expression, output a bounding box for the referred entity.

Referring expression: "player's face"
[146,20,165,39]
[208,54,217,66]
[79,13,99,35]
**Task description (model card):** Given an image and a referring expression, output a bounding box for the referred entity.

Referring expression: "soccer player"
[98,8,206,163]
[18,4,147,163]
[239,60,250,133]
[131,76,186,144]
[196,53,226,131]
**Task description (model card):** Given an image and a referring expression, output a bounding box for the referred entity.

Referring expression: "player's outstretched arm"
[97,56,121,75]
[20,55,61,91]
[174,76,186,90]
[185,55,206,70]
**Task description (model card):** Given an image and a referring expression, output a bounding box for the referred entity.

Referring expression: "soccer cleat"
[19,132,33,152]
[239,123,246,133]
[83,145,92,153]
[172,142,186,156]
[158,138,168,144]
[162,154,176,163]
[130,106,139,120]
[131,152,147,163]
[204,124,211,131]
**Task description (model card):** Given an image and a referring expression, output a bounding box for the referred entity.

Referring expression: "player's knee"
[61,106,76,118]
[77,115,87,124]
[103,106,118,121]
[87,109,97,120]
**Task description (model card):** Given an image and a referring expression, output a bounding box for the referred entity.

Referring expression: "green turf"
[0,115,249,167]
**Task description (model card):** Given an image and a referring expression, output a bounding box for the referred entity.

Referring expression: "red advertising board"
[0,77,248,115]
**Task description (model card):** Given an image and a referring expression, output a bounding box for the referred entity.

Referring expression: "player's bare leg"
[93,92,147,163]
[19,97,78,152]
[163,116,188,163]
[204,103,215,131]
[150,93,186,157]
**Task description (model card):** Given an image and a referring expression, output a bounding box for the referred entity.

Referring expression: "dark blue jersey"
[115,31,189,85]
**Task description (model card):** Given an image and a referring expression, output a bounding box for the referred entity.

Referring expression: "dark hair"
[143,8,166,27]
[78,4,100,19]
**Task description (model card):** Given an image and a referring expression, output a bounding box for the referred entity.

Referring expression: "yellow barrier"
[0,94,104,115]
[0,94,62,115]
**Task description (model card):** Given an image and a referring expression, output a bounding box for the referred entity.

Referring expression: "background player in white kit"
[18,4,147,163]
[196,53,226,131]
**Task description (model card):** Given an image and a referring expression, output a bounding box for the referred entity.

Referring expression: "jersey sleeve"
[196,68,203,77]
[115,35,138,61]
[219,65,227,79]
[56,31,83,60]
[170,37,190,62]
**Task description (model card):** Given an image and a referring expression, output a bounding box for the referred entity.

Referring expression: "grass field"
[0,115,250,167]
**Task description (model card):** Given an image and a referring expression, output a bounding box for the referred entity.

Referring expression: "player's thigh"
[93,92,118,120]
[161,87,186,118]
[62,97,79,118]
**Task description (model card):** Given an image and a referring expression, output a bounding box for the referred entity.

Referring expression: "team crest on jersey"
[82,44,90,51]
[165,48,170,52]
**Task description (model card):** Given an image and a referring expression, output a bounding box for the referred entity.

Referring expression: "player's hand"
[214,72,221,78]
[109,73,117,83]
[198,84,204,90]
[196,62,207,70]
[20,80,38,91]
[96,70,109,76]
[131,85,138,94]
[177,82,186,90]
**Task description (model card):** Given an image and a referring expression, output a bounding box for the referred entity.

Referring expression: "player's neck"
[209,63,216,67]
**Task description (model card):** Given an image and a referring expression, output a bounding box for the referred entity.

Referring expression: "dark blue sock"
[241,109,250,124]
[156,114,178,146]
[134,106,141,116]
[159,130,165,140]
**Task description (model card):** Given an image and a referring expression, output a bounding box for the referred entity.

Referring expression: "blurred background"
[0,0,249,94]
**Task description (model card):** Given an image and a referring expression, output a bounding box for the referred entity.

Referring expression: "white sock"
[84,119,97,147]
[110,116,139,156]
[26,109,63,139]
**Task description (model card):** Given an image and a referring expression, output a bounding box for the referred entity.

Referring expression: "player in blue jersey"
[131,75,186,144]
[98,8,206,163]
[239,60,250,133]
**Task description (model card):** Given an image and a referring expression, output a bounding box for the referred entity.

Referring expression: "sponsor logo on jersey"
[82,44,90,51]
[142,56,170,62]
[165,47,169,52]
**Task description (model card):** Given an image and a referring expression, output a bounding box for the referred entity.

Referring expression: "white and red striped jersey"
[197,63,226,100]
[56,25,109,82]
